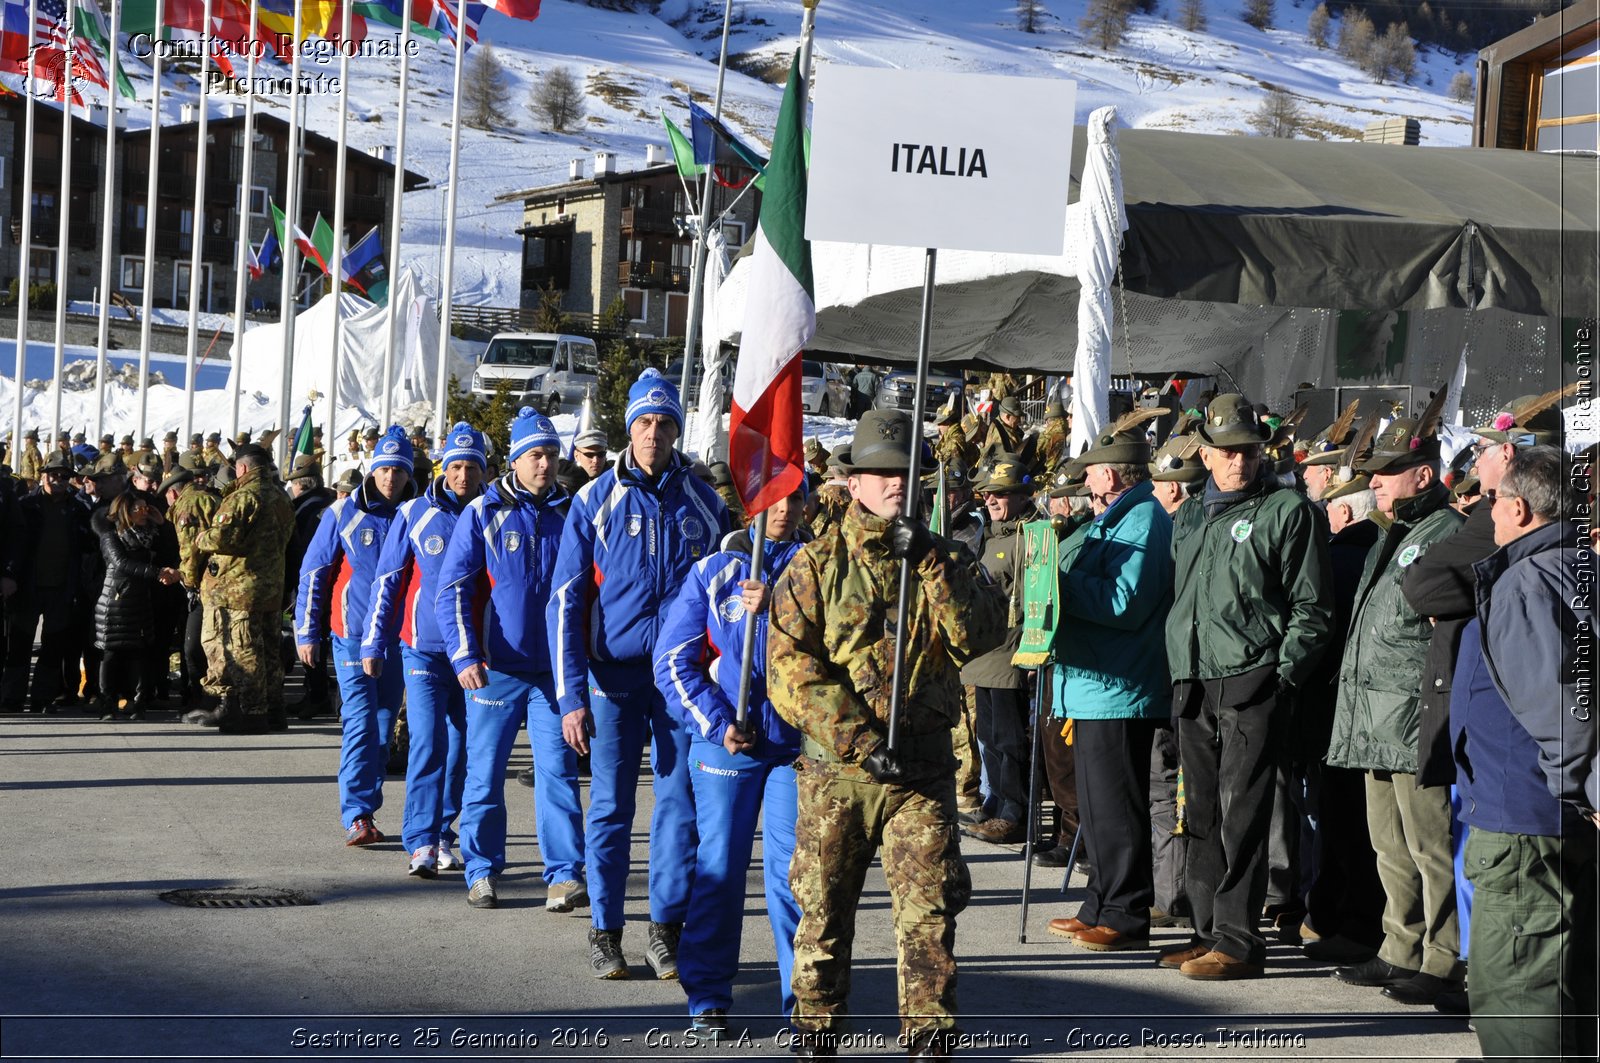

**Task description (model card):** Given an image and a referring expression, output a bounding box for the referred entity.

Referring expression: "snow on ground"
[3,1,1478,438]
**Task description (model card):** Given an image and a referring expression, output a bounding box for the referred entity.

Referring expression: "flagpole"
[378,3,413,430]
[275,0,303,469]
[135,0,166,441]
[797,0,819,99]
[11,0,39,455]
[674,0,735,440]
[180,0,215,443]
[227,0,262,440]
[324,0,353,451]
[91,0,122,441]
[49,0,80,444]
[433,0,467,444]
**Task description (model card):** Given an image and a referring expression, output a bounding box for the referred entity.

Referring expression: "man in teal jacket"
[1045,412,1174,952]
[1162,394,1333,980]
[1326,404,1465,1005]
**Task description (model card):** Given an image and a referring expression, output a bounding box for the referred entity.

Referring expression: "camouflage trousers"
[788,758,972,1040]
[200,605,282,717]
[951,685,983,813]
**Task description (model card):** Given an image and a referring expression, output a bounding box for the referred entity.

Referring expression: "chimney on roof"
[645,144,664,167]
[569,157,584,180]
[369,144,393,164]
[593,151,616,177]
[180,103,197,123]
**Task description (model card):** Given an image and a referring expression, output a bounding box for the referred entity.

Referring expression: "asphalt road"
[0,705,1480,1062]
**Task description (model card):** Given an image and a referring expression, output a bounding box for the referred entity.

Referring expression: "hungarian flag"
[476,0,537,20]
[270,200,327,273]
[728,51,809,515]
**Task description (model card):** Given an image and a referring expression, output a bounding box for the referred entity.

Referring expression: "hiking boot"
[961,817,1025,844]
[546,880,589,913]
[516,767,535,788]
[267,707,290,732]
[183,707,224,726]
[1047,916,1090,939]
[408,846,438,878]
[218,711,269,735]
[1033,844,1072,867]
[294,698,332,721]
[1157,940,1212,970]
[645,921,681,980]
[467,877,498,909]
[436,843,461,872]
[1073,925,1150,951]
[345,816,383,847]
[791,1029,838,1057]
[956,808,987,827]
[690,1009,727,1036]
[588,927,629,979]
[906,1028,954,1059]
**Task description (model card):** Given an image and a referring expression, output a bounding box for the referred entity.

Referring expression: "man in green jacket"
[1326,403,1466,1005]
[1044,413,1174,951]
[1161,394,1333,980]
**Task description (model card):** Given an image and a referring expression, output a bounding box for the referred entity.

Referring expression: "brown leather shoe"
[1072,925,1150,951]
[1047,916,1090,939]
[1179,949,1264,980]
[961,817,1024,844]
[1156,941,1212,969]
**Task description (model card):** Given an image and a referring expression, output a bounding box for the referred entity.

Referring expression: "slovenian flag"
[728,51,809,516]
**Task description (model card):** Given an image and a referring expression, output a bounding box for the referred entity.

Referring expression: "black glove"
[889,517,934,564]
[862,743,907,784]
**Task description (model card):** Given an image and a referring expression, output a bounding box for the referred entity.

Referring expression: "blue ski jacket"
[295,476,413,647]
[361,476,476,658]
[435,472,570,676]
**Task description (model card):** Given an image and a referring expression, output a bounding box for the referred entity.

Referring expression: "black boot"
[792,1030,837,1058]
[267,706,290,732]
[905,1029,953,1061]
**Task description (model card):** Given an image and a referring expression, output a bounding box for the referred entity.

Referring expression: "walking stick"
[1019,663,1050,942]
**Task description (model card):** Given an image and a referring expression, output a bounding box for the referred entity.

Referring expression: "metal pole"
[732,509,768,730]
[180,0,215,443]
[135,0,165,441]
[227,0,262,440]
[378,7,413,431]
[797,0,819,92]
[433,0,467,442]
[49,0,79,444]
[325,0,354,450]
[275,0,304,469]
[884,247,937,754]
[91,0,122,441]
[1019,664,1049,942]
[10,0,37,454]
[675,0,735,434]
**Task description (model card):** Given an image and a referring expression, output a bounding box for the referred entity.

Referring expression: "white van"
[470,332,601,415]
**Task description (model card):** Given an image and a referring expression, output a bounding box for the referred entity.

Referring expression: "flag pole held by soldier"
[885,247,939,755]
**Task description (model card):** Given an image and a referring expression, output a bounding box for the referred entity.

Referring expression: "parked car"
[873,368,965,418]
[800,360,851,417]
[663,360,734,413]
[470,332,600,415]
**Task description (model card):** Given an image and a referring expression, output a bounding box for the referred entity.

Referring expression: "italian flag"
[271,201,329,274]
[729,51,811,515]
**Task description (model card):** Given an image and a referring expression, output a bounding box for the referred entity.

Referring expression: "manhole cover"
[159,887,318,909]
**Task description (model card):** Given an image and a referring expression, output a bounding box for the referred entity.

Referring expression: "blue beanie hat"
[368,425,414,473]
[508,407,560,463]
[625,368,684,434]
[439,421,487,470]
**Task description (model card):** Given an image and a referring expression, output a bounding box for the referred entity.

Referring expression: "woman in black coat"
[95,492,180,719]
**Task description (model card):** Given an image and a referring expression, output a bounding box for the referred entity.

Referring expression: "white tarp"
[226,268,475,437]
[1068,108,1126,455]
[689,228,731,461]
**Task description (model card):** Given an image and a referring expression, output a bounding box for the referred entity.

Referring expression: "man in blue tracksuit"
[654,486,808,1031]
[361,423,487,878]
[438,409,586,913]
[297,425,415,845]
[549,368,730,979]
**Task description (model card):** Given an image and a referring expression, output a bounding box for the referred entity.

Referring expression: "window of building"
[1533,38,1600,151]
[27,247,54,287]
[248,186,269,216]
[120,255,144,293]
[179,208,193,252]
[721,219,745,247]
[666,291,689,337]
[622,287,647,322]
[173,262,213,312]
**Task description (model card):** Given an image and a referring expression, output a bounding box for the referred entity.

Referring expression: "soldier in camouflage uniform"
[184,443,295,733]
[1035,401,1070,479]
[17,428,42,491]
[806,446,851,540]
[768,408,1006,1057]
[201,433,224,469]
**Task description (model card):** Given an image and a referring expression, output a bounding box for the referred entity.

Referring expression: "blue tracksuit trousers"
[678,733,799,1018]
[334,635,402,829]
[460,668,585,889]
[585,662,696,930]
[399,645,467,854]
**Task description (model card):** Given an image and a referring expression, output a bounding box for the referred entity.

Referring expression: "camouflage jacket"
[171,481,221,589]
[932,424,975,471]
[194,467,295,611]
[17,443,41,482]
[769,501,1006,781]
[807,482,850,540]
[716,483,747,530]
[1036,417,1069,477]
